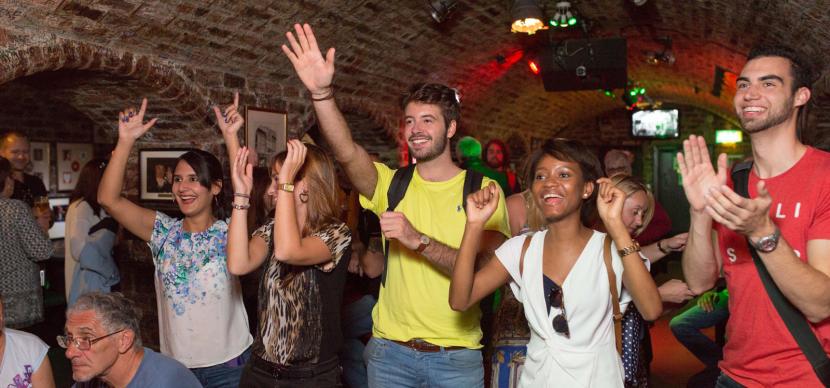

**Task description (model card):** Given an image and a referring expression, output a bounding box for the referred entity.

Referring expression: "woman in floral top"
[226,139,351,387]
[98,97,252,388]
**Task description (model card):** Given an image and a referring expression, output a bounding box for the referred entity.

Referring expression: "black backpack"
[380,165,484,285]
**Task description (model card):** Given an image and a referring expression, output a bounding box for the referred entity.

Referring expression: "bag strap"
[732,162,830,385]
[381,165,416,286]
[462,170,485,213]
[603,235,623,355]
[518,233,533,276]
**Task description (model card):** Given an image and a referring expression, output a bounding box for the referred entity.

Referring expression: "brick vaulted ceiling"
[1,0,829,149]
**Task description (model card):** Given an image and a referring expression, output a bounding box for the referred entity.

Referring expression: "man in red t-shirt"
[678,45,830,387]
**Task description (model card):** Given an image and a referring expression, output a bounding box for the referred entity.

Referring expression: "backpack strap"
[518,233,533,276]
[381,165,416,286]
[731,162,830,385]
[462,170,485,212]
[603,235,623,355]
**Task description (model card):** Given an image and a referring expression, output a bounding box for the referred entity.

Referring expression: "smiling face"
[404,102,455,163]
[0,135,30,173]
[734,56,808,134]
[172,160,219,218]
[530,154,593,224]
[64,310,120,383]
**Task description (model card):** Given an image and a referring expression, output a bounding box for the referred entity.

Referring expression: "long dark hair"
[247,166,273,234]
[525,138,603,227]
[70,158,108,215]
[177,149,227,220]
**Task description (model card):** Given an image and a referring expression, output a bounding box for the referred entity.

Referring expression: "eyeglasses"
[57,329,125,351]
[550,286,570,338]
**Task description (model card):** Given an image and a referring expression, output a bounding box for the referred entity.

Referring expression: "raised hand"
[281,23,335,96]
[466,182,500,225]
[231,147,253,195]
[677,135,728,212]
[278,140,308,184]
[118,98,157,142]
[213,92,244,136]
[704,180,774,237]
[596,177,626,228]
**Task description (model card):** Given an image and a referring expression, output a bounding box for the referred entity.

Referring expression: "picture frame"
[245,107,287,167]
[29,141,51,191]
[48,197,70,239]
[56,143,93,192]
[139,149,188,201]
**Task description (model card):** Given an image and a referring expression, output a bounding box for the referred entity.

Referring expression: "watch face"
[758,237,777,252]
[419,235,430,245]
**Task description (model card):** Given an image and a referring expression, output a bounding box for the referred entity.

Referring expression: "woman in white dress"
[450,139,662,387]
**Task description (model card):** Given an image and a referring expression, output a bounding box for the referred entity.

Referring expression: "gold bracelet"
[618,240,641,257]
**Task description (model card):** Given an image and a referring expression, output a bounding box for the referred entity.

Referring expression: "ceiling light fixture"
[549,2,578,28]
[427,0,458,23]
[511,0,545,35]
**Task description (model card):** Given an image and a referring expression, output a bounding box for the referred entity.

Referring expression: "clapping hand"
[676,135,728,212]
[281,23,335,97]
[466,182,500,225]
[232,147,254,195]
[214,92,244,136]
[118,98,157,142]
[279,140,308,185]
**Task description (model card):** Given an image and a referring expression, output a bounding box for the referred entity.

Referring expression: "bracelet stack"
[310,87,335,101]
[232,192,250,210]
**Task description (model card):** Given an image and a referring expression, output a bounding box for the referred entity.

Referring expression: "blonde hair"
[610,174,655,237]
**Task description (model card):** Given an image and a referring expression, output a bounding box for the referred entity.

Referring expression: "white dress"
[495,230,629,387]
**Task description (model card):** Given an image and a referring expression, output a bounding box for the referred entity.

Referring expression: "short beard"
[409,129,448,163]
[739,95,795,134]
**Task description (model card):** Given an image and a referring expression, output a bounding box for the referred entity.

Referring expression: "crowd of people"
[0,22,828,388]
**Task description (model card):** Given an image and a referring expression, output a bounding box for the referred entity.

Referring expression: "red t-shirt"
[717,147,830,387]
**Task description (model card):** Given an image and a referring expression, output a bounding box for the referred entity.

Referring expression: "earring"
[299,190,309,204]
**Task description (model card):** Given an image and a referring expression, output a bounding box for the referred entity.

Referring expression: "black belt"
[250,354,339,379]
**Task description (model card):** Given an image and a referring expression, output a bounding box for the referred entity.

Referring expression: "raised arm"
[272,140,336,265]
[597,178,662,321]
[450,183,511,311]
[677,135,728,294]
[215,92,243,164]
[97,99,158,242]
[281,23,377,199]
[226,147,269,275]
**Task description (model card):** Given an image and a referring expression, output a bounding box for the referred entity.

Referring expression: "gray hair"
[68,292,143,349]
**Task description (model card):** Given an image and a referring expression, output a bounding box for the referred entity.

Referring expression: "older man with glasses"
[61,292,201,388]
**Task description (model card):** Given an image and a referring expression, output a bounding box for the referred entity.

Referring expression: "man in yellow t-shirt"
[282,24,510,388]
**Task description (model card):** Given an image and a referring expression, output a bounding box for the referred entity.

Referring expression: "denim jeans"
[190,347,251,388]
[715,372,745,388]
[364,337,483,388]
[340,295,377,388]
[669,292,729,368]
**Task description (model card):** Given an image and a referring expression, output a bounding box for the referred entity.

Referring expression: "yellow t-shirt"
[359,162,511,348]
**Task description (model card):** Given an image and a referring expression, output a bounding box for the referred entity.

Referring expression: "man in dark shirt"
[0,132,47,207]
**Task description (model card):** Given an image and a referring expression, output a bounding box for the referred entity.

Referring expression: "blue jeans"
[364,337,483,388]
[191,347,252,388]
[669,291,729,368]
[340,295,377,388]
[715,372,744,388]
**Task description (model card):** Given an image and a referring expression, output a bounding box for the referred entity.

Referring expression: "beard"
[739,95,795,134]
[408,130,448,163]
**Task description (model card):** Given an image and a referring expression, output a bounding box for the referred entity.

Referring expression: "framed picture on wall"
[245,107,287,167]
[29,141,51,191]
[47,196,70,239]
[56,143,93,192]
[139,149,188,201]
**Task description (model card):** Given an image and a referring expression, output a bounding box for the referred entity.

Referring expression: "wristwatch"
[415,234,431,253]
[749,227,781,253]
[278,183,295,192]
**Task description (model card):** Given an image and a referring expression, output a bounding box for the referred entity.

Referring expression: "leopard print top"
[251,220,352,365]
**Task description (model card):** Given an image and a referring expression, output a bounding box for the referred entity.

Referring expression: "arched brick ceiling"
[2,0,828,143]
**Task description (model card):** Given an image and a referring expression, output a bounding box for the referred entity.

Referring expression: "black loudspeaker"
[539,37,627,92]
